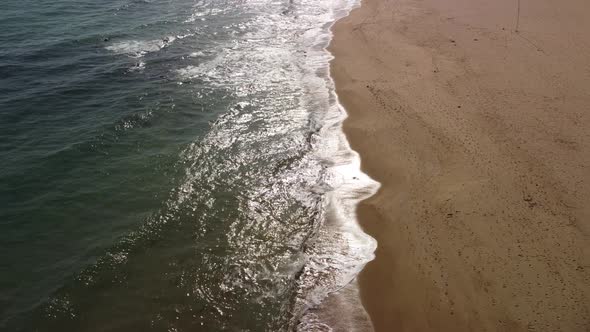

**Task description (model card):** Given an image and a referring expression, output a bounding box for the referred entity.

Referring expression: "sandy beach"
[329,0,590,330]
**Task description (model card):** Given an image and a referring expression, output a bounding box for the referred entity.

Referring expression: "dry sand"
[329,0,590,330]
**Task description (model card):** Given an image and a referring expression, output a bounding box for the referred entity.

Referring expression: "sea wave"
[105,36,177,58]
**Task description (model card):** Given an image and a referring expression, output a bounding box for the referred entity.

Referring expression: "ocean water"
[0,0,378,330]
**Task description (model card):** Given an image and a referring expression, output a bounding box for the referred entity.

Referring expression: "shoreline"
[329,0,590,330]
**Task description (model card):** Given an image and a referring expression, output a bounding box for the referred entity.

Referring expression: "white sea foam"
[105,36,177,58]
[288,0,379,329]
[189,51,206,57]
[127,60,145,72]
[175,0,377,328]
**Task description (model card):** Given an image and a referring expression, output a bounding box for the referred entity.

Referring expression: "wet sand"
[329,0,590,330]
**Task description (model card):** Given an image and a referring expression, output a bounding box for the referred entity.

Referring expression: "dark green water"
[0,0,377,330]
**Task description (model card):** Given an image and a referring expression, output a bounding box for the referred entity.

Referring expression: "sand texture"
[329,0,590,330]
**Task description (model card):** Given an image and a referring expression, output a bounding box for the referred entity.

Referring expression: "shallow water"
[0,0,377,330]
